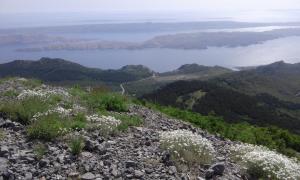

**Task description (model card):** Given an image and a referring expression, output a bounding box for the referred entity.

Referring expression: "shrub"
[2,90,18,97]
[69,85,87,99]
[69,86,128,112]
[159,130,215,166]
[115,114,143,131]
[34,143,47,160]
[229,143,300,179]
[27,114,64,141]
[86,114,121,136]
[88,92,128,112]
[70,113,87,130]
[69,136,85,155]
[0,97,50,124]
[20,78,42,88]
[98,93,128,112]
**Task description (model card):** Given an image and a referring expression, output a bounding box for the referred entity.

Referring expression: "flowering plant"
[229,143,300,179]
[32,106,73,121]
[17,88,70,100]
[159,130,215,165]
[86,114,121,136]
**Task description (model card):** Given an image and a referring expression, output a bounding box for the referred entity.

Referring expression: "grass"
[27,113,65,141]
[0,77,42,88]
[21,78,42,88]
[70,86,128,112]
[144,102,300,160]
[33,143,47,160]
[69,136,85,155]
[0,97,51,125]
[1,90,18,98]
[27,112,88,141]
[115,114,143,131]
[99,110,143,131]
[0,93,65,125]
[70,113,87,130]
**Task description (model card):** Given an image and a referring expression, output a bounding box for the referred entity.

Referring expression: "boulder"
[81,172,96,180]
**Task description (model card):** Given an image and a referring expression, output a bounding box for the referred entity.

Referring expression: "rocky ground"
[0,78,243,180]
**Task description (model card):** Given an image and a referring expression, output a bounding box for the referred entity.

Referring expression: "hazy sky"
[1,0,300,13]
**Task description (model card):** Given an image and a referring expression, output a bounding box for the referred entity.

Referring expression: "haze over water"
[1,0,300,71]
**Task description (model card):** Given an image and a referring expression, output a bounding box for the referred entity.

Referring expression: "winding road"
[120,83,125,95]
[120,73,157,95]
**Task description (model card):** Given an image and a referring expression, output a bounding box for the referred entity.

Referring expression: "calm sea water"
[1,36,300,72]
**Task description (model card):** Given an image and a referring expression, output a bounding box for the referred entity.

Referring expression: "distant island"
[13,28,300,52]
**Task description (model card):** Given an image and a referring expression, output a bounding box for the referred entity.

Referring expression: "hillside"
[124,64,232,96]
[0,78,299,179]
[213,61,300,103]
[0,58,154,87]
[143,80,300,134]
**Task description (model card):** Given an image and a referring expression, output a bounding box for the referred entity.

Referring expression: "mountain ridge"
[0,58,154,86]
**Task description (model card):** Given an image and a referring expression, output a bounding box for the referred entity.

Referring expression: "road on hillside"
[120,83,125,95]
[120,73,157,95]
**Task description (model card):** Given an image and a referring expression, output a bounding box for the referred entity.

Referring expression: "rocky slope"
[0,106,242,180]
[0,78,243,180]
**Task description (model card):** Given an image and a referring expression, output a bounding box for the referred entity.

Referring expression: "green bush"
[33,143,47,160]
[21,78,42,88]
[69,136,84,155]
[87,91,128,112]
[69,85,87,99]
[70,113,87,130]
[115,114,143,131]
[2,90,18,98]
[27,114,65,141]
[70,86,128,112]
[27,112,89,141]
[0,97,50,125]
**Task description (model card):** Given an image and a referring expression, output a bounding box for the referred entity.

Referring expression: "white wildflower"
[32,106,72,121]
[229,143,300,180]
[17,88,69,100]
[159,130,215,165]
[86,114,121,136]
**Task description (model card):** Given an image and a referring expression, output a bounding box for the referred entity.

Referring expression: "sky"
[0,0,300,13]
[1,0,300,27]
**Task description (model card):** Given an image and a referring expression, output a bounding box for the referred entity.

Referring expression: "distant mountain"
[124,64,232,96]
[142,61,300,134]
[213,61,300,103]
[0,58,153,86]
[143,80,300,134]
[161,64,231,76]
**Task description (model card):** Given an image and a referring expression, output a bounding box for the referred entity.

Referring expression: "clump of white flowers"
[17,88,70,100]
[229,143,300,180]
[32,106,73,121]
[86,114,121,136]
[159,130,215,165]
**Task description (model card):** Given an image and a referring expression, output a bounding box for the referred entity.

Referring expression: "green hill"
[143,80,300,134]
[124,64,232,96]
[0,58,153,87]
[213,61,300,103]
